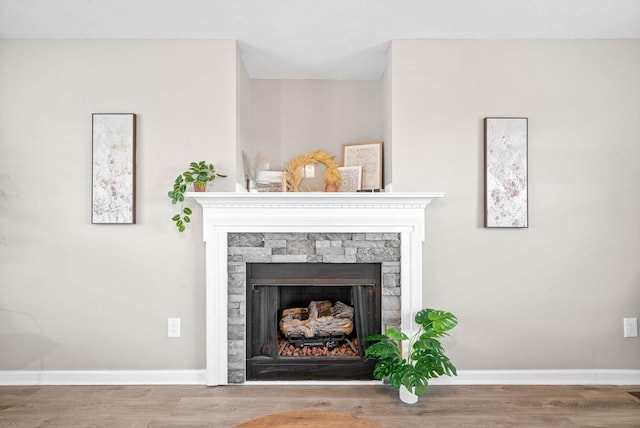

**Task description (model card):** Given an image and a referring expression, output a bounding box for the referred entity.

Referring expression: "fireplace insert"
[246,263,381,381]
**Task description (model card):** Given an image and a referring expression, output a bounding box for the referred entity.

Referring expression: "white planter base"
[399,385,418,404]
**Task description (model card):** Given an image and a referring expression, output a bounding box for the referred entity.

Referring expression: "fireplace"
[246,263,381,380]
[228,232,401,383]
[188,192,444,385]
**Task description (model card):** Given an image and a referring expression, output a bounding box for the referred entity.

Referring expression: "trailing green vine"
[167,161,226,232]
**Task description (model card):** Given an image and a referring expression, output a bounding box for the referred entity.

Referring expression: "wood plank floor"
[1,384,639,427]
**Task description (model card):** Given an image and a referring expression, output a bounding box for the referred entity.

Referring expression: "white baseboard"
[430,369,640,386]
[0,370,207,385]
[1,369,638,386]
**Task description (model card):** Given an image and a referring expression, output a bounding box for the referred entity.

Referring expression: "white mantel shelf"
[187,192,445,242]
[185,191,445,208]
[188,191,445,386]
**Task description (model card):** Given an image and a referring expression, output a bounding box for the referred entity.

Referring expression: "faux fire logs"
[279,300,354,338]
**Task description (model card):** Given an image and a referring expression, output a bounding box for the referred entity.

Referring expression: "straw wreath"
[285,150,341,192]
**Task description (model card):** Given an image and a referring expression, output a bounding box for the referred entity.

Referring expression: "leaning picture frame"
[92,113,136,224]
[342,141,383,190]
[484,117,528,228]
[337,166,362,192]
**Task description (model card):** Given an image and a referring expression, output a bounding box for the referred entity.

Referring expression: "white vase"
[399,385,418,404]
[247,179,259,192]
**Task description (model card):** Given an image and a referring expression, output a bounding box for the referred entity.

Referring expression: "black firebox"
[246,263,381,381]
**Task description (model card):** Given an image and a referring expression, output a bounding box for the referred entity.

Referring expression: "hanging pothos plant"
[168,161,226,232]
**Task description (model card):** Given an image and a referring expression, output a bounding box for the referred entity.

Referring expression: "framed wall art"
[92,113,136,224]
[337,166,362,192]
[342,141,383,190]
[484,117,528,228]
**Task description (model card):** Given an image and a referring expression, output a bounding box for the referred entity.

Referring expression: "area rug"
[234,410,382,427]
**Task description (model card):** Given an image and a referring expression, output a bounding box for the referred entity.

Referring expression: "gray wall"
[0,39,638,373]
[390,40,640,370]
[0,40,237,370]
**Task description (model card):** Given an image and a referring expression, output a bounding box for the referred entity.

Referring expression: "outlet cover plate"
[623,318,638,338]
[168,318,181,338]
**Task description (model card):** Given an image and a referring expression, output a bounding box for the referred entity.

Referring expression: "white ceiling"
[1,0,639,79]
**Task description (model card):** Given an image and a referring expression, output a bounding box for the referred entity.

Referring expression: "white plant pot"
[399,385,418,404]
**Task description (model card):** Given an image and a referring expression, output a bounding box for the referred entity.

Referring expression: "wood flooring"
[1,384,639,427]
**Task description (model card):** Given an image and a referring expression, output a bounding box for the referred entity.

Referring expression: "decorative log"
[308,300,333,318]
[333,301,354,319]
[279,318,315,338]
[307,316,353,336]
[282,307,309,320]
[280,300,354,338]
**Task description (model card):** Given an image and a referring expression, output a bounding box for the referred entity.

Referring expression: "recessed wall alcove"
[189,192,444,385]
[241,79,386,177]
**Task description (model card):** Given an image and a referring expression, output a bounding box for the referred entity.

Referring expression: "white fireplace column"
[188,192,444,386]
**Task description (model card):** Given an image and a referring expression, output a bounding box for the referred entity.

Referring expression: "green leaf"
[413,337,443,353]
[415,309,457,336]
[183,207,193,215]
[414,308,433,325]
[365,333,388,342]
[171,214,181,222]
[384,328,409,341]
[371,356,405,381]
[178,224,186,232]
[415,353,456,379]
[184,216,190,223]
[429,310,458,334]
[364,340,402,360]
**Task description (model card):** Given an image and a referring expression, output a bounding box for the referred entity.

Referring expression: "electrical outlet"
[168,318,181,338]
[623,318,638,338]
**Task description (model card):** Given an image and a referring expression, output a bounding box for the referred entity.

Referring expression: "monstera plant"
[365,308,458,403]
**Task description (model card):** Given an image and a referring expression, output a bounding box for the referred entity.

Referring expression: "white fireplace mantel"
[188,192,444,386]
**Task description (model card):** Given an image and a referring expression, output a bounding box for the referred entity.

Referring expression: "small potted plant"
[168,161,226,232]
[365,308,458,403]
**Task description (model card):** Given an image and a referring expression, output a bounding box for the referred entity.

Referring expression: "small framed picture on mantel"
[342,141,383,191]
[337,166,362,192]
[484,117,528,228]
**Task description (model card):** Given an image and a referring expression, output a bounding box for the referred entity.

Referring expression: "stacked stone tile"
[227,232,402,383]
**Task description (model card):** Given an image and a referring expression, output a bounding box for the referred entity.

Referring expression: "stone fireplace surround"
[231,233,398,383]
[189,192,444,386]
